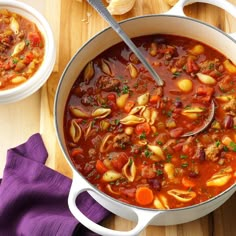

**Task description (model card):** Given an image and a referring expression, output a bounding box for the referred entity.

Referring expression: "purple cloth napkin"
[0,133,110,236]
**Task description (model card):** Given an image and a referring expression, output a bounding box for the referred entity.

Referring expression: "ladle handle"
[87,0,164,86]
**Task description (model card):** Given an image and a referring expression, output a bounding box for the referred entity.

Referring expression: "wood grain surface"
[0,0,236,235]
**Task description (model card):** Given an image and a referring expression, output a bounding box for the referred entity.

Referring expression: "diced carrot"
[182,176,196,188]
[135,122,151,135]
[95,160,108,174]
[124,101,135,113]
[135,186,154,205]
[71,147,83,157]
[149,95,160,104]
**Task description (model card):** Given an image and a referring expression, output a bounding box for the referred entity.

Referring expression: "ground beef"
[113,133,130,149]
[223,98,236,116]
[96,75,120,92]
[205,143,223,162]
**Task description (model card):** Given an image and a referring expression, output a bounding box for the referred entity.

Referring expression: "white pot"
[54,0,236,235]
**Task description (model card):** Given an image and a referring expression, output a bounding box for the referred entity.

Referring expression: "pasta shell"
[100,133,114,153]
[83,61,94,84]
[84,121,95,141]
[206,166,232,187]
[11,76,27,84]
[100,120,110,131]
[164,163,175,179]
[101,59,113,76]
[153,194,169,209]
[167,189,197,202]
[215,95,234,102]
[69,106,90,118]
[197,73,216,85]
[122,158,136,182]
[69,119,82,143]
[150,110,158,125]
[106,184,120,195]
[10,17,19,34]
[120,115,145,125]
[129,105,146,115]
[92,108,111,119]
[107,0,136,15]
[137,93,150,106]
[142,107,152,123]
[127,63,139,79]
[102,170,122,182]
[147,144,164,159]
[12,41,25,56]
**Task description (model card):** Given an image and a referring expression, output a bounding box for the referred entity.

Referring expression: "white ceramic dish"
[54,0,236,235]
[0,0,56,104]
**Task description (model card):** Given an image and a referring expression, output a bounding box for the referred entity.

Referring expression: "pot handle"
[166,0,236,41]
[68,171,160,236]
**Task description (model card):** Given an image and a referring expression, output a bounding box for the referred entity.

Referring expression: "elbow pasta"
[64,34,236,209]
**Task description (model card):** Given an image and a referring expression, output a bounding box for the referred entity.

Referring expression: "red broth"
[0,9,44,90]
[64,35,236,209]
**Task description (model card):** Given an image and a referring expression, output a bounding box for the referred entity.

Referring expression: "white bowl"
[0,0,56,104]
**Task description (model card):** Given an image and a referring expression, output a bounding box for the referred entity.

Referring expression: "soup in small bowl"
[0,0,55,103]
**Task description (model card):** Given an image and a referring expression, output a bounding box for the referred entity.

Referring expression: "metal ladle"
[87,0,215,137]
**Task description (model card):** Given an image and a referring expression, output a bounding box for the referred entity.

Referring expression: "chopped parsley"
[180,154,188,159]
[166,153,172,162]
[139,132,146,140]
[230,141,236,152]
[156,169,163,176]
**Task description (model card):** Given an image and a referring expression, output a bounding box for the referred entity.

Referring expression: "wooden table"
[1,0,236,235]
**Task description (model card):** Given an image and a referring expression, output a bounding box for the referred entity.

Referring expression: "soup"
[0,9,45,90]
[64,34,236,209]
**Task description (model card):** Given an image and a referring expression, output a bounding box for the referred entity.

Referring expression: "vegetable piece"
[116,93,129,108]
[124,101,135,113]
[149,94,161,103]
[189,44,204,55]
[182,176,196,188]
[135,122,151,135]
[27,32,42,47]
[96,160,108,174]
[177,78,193,92]
[135,186,154,205]
[223,59,236,73]
[137,93,150,105]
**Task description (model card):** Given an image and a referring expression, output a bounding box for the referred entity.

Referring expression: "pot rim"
[54,13,236,213]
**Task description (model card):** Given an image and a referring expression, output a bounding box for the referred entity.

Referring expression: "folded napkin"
[0,133,110,236]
